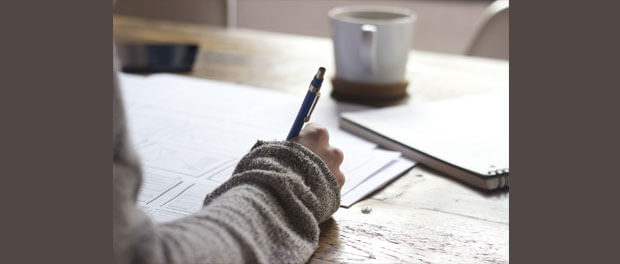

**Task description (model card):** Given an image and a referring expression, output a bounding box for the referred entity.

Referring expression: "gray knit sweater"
[112,67,341,263]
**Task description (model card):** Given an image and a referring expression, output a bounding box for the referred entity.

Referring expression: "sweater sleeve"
[113,57,341,264]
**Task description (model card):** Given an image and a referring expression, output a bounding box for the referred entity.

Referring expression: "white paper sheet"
[163,183,221,213]
[340,157,416,207]
[340,149,402,195]
[137,172,182,205]
[119,73,415,222]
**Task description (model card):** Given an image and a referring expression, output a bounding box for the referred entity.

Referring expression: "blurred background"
[113,0,508,60]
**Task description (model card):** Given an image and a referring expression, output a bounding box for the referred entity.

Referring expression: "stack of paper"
[119,73,415,222]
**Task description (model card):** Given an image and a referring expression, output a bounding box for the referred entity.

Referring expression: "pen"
[286,67,326,140]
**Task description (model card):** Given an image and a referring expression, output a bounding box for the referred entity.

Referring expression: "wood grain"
[114,15,509,263]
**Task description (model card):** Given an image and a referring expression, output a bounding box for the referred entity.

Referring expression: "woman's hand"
[291,123,345,189]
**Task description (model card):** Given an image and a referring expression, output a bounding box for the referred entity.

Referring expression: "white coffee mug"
[329,6,416,84]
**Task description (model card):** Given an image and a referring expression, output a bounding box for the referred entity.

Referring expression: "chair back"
[466,0,509,60]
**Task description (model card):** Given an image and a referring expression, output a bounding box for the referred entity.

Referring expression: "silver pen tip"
[316,67,326,80]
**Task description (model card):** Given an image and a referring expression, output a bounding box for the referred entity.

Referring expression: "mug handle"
[360,24,377,74]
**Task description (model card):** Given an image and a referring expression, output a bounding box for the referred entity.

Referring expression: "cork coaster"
[331,78,409,106]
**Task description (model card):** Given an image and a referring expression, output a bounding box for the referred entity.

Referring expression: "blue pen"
[286,67,326,140]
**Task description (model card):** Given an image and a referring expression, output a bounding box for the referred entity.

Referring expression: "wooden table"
[114,15,509,263]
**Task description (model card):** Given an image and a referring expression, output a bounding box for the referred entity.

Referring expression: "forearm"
[115,141,340,264]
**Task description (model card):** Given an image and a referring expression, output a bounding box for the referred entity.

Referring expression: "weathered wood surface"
[114,15,509,263]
